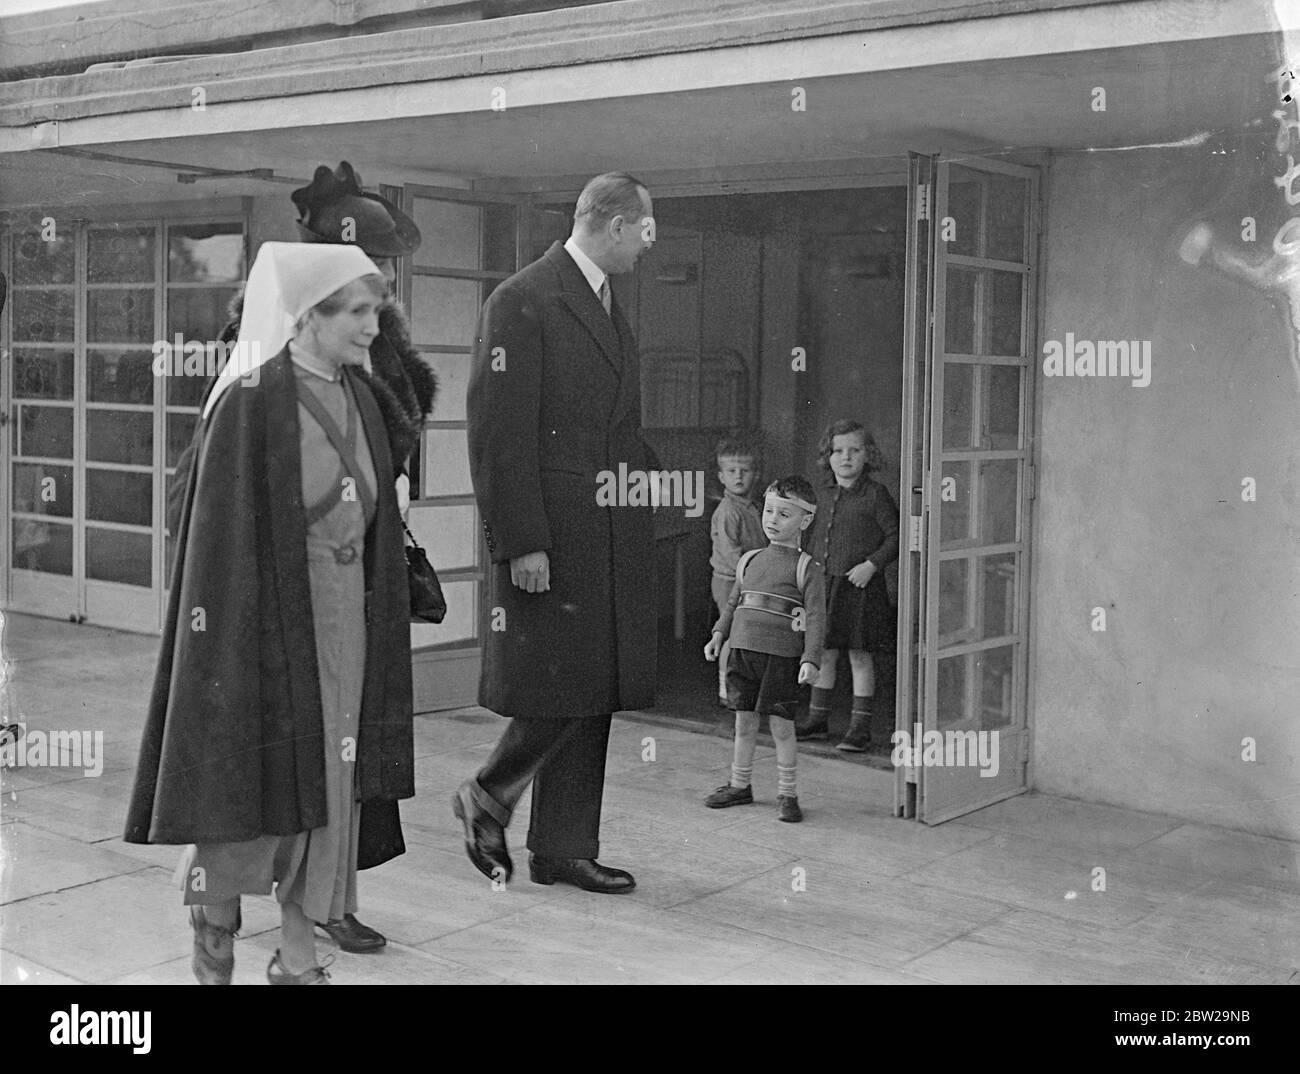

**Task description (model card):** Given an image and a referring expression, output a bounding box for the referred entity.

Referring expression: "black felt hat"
[290,161,421,258]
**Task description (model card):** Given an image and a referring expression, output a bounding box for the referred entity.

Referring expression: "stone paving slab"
[1,612,1297,985]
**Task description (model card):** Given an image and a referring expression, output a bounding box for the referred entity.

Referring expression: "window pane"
[411,276,480,348]
[979,644,1016,729]
[986,270,1023,357]
[411,200,481,271]
[422,351,467,422]
[12,289,75,343]
[13,232,74,285]
[13,349,74,400]
[983,364,1021,449]
[86,527,152,587]
[167,287,239,342]
[945,176,980,258]
[407,503,477,572]
[16,405,73,459]
[938,552,1017,648]
[86,469,152,526]
[88,226,155,283]
[944,268,975,355]
[421,429,471,498]
[87,350,155,405]
[942,363,974,449]
[12,462,72,517]
[87,410,153,465]
[12,519,73,575]
[86,288,154,343]
[168,223,244,282]
[986,174,1028,263]
[937,644,1016,729]
[975,459,1019,545]
[938,460,972,547]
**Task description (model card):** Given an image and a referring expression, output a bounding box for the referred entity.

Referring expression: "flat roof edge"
[0,0,1141,127]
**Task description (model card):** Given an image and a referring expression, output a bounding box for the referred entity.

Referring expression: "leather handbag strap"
[296,377,377,524]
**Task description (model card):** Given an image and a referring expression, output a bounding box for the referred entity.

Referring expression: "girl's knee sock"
[809,686,833,724]
[732,711,760,788]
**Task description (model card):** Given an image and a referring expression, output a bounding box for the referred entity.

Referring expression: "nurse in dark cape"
[162,162,435,957]
[124,243,415,984]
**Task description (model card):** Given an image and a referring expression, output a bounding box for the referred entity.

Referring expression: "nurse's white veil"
[202,241,380,420]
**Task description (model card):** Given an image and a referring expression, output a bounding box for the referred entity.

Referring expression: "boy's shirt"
[713,543,826,667]
[709,490,765,578]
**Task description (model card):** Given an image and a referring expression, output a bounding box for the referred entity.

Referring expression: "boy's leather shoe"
[777,795,803,823]
[529,855,636,894]
[835,715,871,752]
[453,779,513,884]
[793,713,829,741]
[316,914,386,953]
[704,783,754,808]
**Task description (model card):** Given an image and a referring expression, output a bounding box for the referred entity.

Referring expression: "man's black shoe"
[453,779,513,884]
[529,855,636,894]
[315,914,386,953]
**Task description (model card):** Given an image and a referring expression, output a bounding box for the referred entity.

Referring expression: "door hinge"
[1018,732,1031,765]
[907,514,923,553]
[915,184,930,221]
[1027,463,1036,501]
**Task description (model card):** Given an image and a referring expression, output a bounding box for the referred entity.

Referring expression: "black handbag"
[403,520,447,624]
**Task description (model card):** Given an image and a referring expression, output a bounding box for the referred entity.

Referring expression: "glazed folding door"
[897,154,1039,824]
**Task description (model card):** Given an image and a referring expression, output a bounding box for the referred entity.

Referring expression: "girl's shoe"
[267,950,333,985]
[777,795,803,823]
[189,904,240,985]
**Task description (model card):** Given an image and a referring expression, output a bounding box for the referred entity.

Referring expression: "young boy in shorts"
[703,476,826,822]
[708,438,766,704]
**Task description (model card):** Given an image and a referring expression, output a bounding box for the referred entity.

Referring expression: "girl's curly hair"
[816,419,885,476]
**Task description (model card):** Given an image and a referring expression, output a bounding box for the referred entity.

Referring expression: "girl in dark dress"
[798,419,900,751]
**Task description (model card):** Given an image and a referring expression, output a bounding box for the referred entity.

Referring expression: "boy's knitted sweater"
[712,543,826,666]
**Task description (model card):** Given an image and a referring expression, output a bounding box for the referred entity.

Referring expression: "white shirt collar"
[563,236,606,295]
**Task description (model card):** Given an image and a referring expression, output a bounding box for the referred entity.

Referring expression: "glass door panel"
[901,155,1039,825]
[8,230,77,616]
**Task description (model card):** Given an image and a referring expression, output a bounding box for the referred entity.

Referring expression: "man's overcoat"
[467,241,658,720]
[124,351,415,862]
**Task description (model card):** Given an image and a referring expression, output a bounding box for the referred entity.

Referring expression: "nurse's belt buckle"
[333,545,359,565]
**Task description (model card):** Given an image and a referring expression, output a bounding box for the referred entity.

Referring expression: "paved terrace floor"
[1,614,1296,985]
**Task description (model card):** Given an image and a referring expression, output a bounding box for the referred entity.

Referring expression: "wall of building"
[1035,143,1300,841]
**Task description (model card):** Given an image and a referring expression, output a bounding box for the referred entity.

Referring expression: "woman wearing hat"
[126,243,415,984]
[164,163,435,955]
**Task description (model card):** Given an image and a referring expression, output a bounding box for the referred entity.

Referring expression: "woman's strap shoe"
[529,856,636,894]
[452,779,513,884]
[189,905,240,986]
[267,950,333,985]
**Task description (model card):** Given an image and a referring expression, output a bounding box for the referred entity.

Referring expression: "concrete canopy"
[0,0,1290,208]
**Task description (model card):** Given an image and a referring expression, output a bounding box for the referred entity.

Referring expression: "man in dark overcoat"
[455,172,658,894]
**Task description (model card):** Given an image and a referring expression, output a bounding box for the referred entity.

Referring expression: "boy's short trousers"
[725,647,802,719]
